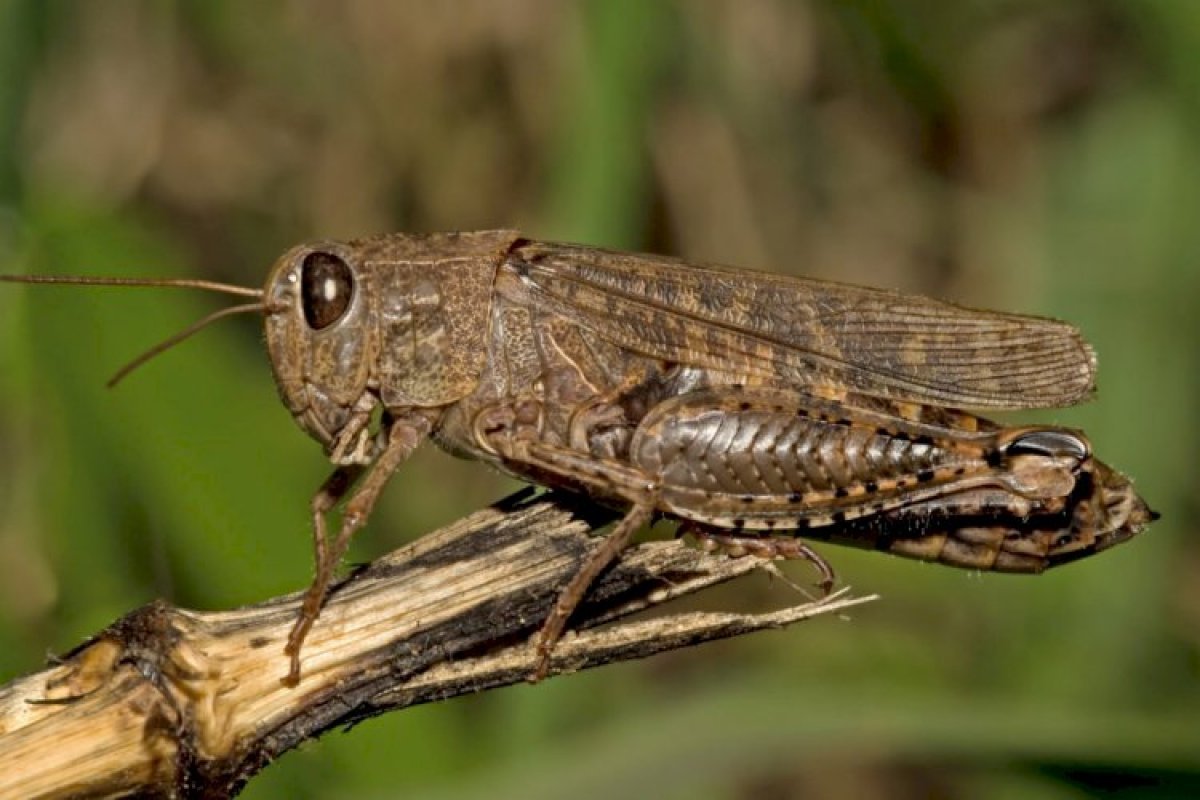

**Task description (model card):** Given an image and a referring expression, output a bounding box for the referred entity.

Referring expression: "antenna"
[0,273,263,299]
[2,272,270,385]
[106,302,267,387]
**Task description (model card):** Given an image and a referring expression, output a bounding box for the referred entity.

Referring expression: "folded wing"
[507,241,1095,409]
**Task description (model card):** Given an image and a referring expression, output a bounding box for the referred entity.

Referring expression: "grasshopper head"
[264,240,376,456]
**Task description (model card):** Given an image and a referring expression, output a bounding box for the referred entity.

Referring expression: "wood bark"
[0,490,874,799]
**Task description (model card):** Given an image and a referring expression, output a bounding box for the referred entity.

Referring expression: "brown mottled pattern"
[497,306,539,397]
[370,232,517,406]
[508,241,1096,409]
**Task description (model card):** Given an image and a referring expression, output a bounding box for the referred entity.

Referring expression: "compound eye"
[300,251,353,330]
[1005,429,1090,461]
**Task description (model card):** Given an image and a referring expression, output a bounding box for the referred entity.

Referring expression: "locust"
[1,230,1156,683]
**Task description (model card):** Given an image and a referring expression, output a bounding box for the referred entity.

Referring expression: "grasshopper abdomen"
[628,389,1088,532]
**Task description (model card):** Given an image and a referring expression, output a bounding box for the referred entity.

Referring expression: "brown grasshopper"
[2,230,1155,683]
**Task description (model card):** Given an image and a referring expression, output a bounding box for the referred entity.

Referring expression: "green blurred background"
[0,1,1197,797]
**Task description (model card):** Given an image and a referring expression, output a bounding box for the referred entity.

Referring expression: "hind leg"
[684,525,837,595]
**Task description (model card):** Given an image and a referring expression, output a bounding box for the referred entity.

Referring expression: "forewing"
[507,241,1095,409]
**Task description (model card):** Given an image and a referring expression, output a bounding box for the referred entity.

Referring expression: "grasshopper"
[2,230,1155,683]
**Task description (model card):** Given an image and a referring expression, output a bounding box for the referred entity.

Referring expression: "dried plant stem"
[0,491,874,799]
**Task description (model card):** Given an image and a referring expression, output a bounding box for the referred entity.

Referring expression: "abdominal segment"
[632,389,1014,529]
